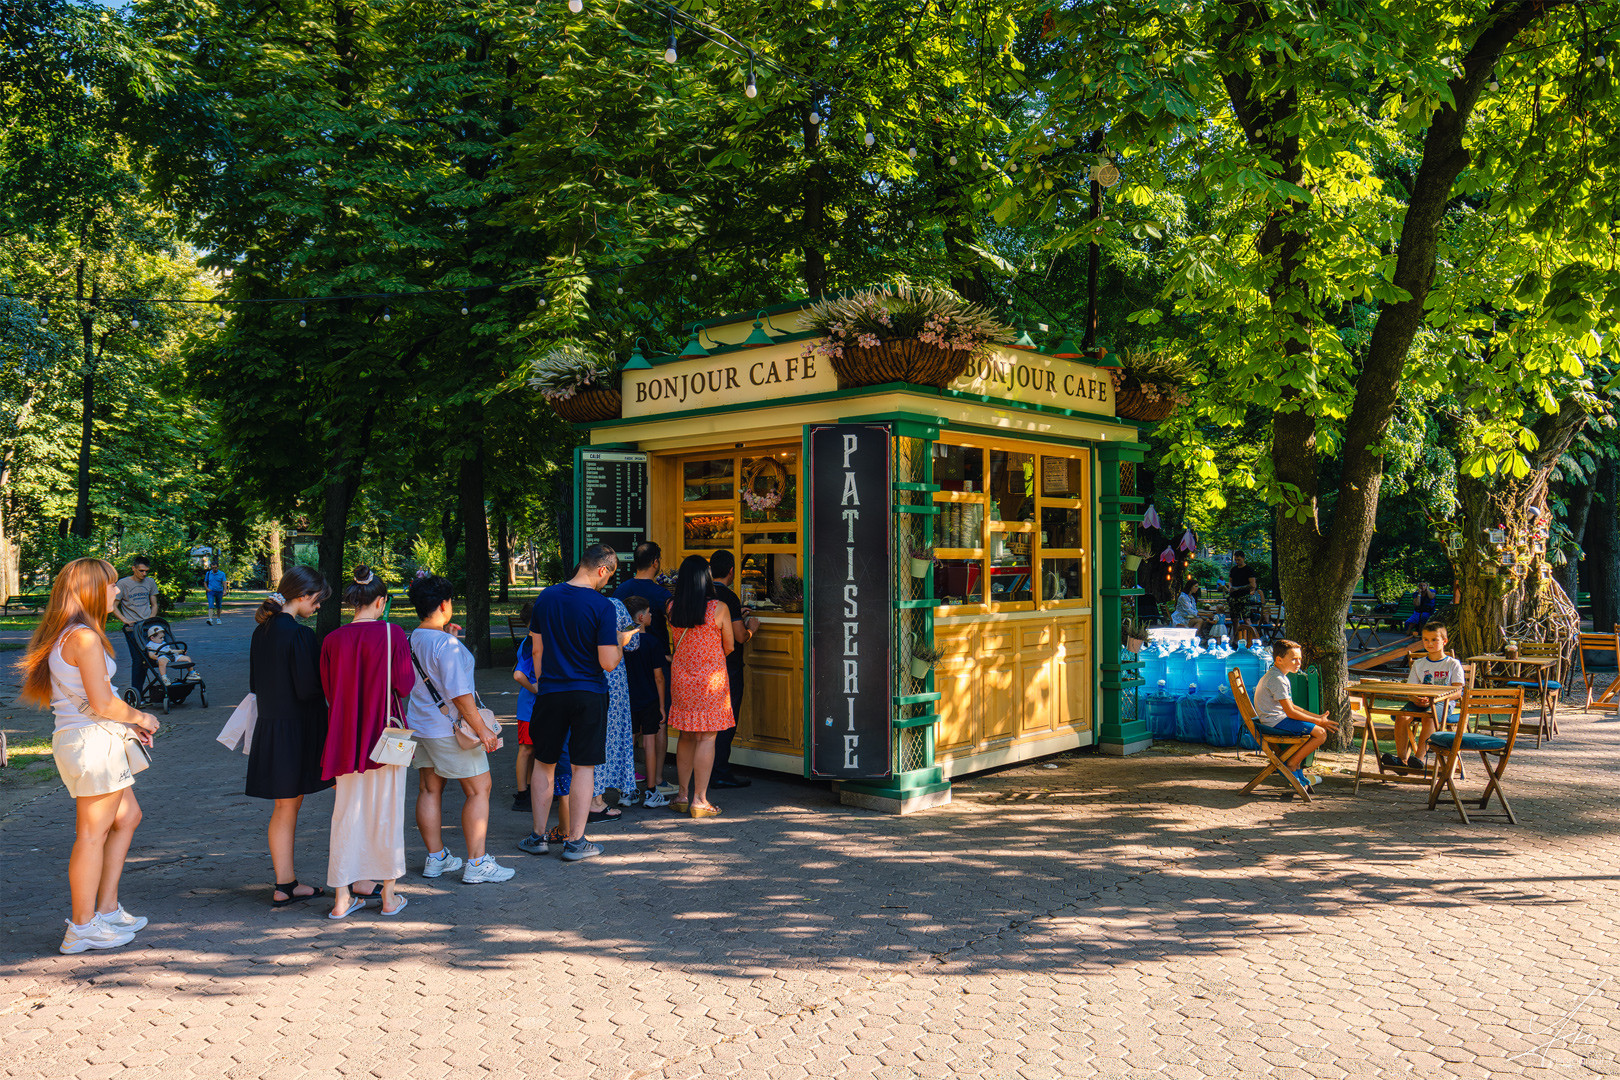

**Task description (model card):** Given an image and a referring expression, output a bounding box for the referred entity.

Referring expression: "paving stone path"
[2,608,1617,1079]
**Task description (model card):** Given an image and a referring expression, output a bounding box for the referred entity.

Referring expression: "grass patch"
[1,736,58,785]
[0,642,21,652]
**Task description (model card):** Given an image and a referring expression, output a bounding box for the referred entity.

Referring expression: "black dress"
[245,613,334,800]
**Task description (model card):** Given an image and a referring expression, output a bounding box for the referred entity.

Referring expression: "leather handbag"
[367,619,416,766]
[53,675,152,776]
[409,632,500,751]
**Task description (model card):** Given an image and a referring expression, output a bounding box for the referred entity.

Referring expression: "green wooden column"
[837,413,952,814]
[1097,441,1150,756]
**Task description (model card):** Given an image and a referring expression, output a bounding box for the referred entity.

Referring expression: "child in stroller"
[145,623,200,686]
[124,618,208,714]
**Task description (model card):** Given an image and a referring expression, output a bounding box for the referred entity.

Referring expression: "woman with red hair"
[20,558,160,954]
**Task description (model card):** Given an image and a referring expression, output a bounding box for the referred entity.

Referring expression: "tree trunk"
[267,520,284,586]
[1557,472,1595,606]
[1449,400,1588,658]
[0,387,37,600]
[1587,460,1619,631]
[802,108,827,296]
[315,412,376,639]
[72,305,96,540]
[460,431,493,668]
[495,507,513,601]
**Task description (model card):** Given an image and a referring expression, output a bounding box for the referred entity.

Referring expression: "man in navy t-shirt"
[528,544,624,861]
[613,541,673,806]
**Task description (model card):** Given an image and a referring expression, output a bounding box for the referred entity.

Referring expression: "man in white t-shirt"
[1252,638,1331,796]
[406,575,513,885]
[1384,621,1466,772]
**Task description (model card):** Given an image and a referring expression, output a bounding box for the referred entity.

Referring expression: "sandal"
[271,880,325,908]
[689,804,722,818]
[587,807,623,823]
[379,896,409,917]
[326,896,365,920]
[670,799,690,814]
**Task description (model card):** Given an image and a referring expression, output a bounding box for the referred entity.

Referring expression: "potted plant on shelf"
[909,642,942,679]
[1109,349,1193,422]
[908,543,934,579]
[800,284,1012,390]
[1122,536,1152,573]
[777,575,804,614]
[1121,616,1148,654]
[529,341,622,423]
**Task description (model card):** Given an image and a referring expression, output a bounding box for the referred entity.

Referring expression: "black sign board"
[573,448,648,587]
[807,424,893,779]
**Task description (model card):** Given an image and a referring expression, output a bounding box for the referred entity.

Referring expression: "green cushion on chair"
[1429,731,1507,752]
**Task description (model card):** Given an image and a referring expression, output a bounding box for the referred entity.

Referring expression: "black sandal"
[271,880,325,907]
[587,807,623,823]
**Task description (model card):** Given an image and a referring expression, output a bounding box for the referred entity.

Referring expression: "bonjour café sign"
[620,343,1117,419]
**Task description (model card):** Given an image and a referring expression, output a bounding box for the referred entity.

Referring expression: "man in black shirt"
[708,550,759,789]
[1229,551,1259,603]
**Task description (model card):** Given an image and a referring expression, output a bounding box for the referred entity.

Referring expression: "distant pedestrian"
[666,555,735,818]
[22,557,159,954]
[247,567,335,907]
[707,550,759,789]
[114,556,159,694]
[511,601,536,813]
[204,562,228,624]
[319,566,414,918]
[405,575,513,885]
[527,544,626,862]
[614,542,673,805]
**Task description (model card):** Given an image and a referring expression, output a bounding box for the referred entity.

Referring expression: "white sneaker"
[60,916,136,954]
[642,789,671,808]
[422,850,464,878]
[618,788,644,808]
[97,905,148,933]
[461,855,515,884]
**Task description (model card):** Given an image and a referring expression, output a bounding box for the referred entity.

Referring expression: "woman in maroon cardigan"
[319,565,414,919]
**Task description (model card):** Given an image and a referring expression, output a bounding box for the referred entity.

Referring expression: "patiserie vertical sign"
[573,448,649,586]
[807,424,893,779]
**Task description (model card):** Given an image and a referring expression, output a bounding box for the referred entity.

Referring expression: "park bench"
[507,613,528,647]
[1,593,46,616]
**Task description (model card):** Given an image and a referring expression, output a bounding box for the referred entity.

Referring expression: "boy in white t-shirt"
[1383,621,1466,772]
[1252,638,1332,796]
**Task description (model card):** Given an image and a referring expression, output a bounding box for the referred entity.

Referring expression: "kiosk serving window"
[932,436,1090,612]
[677,446,801,610]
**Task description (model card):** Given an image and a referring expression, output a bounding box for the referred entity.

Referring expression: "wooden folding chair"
[1497,639,1562,745]
[1228,669,1313,801]
[1428,687,1524,824]
[1576,630,1619,712]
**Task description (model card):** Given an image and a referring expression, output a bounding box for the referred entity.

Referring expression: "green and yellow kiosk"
[570,299,1150,813]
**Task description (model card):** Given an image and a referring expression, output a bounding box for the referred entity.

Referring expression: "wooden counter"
[730,615,805,773]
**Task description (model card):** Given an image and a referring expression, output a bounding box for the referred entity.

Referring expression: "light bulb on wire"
[567,0,582,12]
[461,303,470,315]
[216,312,226,330]
[948,154,958,166]
[907,141,918,160]
[744,51,757,98]
[664,32,677,63]
[1488,69,1499,91]
[382,307,391,323]
[864,121,875,147]
[809,109,821,125]
[298,306,308,328]
[38,302,48,327]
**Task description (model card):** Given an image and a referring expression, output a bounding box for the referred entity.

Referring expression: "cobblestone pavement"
[2,610,1618,1079]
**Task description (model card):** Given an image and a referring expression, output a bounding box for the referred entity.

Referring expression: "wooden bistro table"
[1348,679,1463,793]
[1467,654,1558,741]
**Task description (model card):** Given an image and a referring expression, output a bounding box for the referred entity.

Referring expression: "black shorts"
[631,703,663,737]
[532,691,608,767]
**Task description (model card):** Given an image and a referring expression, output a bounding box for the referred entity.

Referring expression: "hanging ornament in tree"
[1142,505,1161,530]
[1159,548,1175,564]
[1179,528,1196,552]
[1090,159,1121,188]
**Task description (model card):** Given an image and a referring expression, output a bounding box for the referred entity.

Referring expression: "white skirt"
[327,766,406,887]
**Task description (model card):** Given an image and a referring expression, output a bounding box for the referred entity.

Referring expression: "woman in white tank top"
[20,558,160,955]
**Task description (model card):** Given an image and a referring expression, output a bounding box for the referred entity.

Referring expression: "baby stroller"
[121,617,208,714]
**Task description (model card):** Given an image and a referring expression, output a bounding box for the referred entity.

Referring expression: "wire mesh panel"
[894,434,933,775]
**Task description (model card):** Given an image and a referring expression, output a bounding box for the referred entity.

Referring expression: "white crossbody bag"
[368,619,417,766]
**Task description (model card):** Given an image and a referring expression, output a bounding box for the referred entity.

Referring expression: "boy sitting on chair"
[1254,639,1330,795]
[1382,620,1465,772]
[144,625,196,685]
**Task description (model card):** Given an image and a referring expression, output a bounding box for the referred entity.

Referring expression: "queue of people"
[28,539,760,953]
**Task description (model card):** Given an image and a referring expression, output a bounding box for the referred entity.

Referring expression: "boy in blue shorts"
[204,563,227,624]
[1253,638,1331,796]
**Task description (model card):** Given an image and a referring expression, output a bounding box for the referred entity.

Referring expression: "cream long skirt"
[326,765,406,887]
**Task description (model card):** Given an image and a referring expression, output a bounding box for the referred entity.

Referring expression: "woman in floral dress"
[591,596,642,815]
[666,555,735,818]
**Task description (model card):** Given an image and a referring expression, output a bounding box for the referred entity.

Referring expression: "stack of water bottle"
[1136,616,1268,749]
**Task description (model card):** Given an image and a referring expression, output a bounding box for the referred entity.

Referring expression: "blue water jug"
[1233,642,1265,695]
[1142,642,1168,693]
[1165,642,1199,693]
[1145,684,1178,740]
[1175,690,1209,743]
[1205,684,1243,747]
[1195,644,1229,696]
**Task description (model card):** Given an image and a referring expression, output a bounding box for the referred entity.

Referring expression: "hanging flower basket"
[550,386,622,423]
[1114,384,1179,422]
[1123,554,1143,572]
[801,284,1012,391]
[832,339,971,389]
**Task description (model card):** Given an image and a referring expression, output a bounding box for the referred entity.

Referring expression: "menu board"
[573,448,648,583]
[807,424,893,780]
